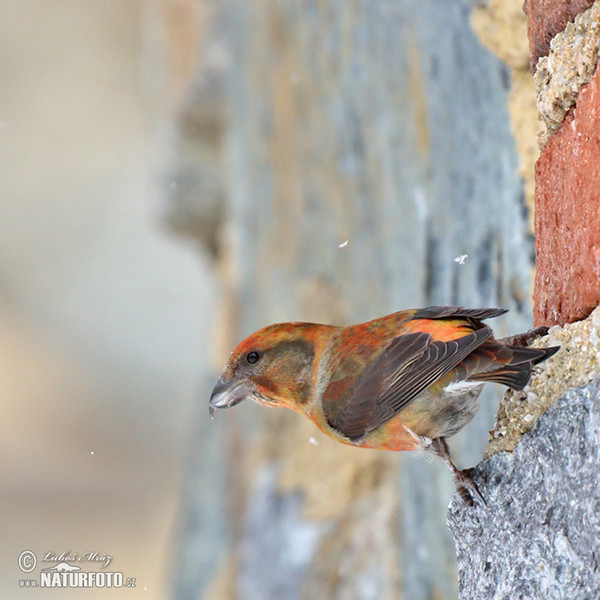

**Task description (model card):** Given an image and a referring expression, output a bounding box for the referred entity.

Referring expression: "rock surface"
[533,64,600,327]
[448,378,600,600]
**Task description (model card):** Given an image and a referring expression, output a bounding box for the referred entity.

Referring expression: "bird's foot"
[453,468,486,506]
[429,437,486,507]
[500,326,549,347]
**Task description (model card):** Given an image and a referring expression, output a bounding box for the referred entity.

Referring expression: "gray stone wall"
[448,378,600,600]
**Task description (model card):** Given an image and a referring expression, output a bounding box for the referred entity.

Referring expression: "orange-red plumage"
[210,306,558,503]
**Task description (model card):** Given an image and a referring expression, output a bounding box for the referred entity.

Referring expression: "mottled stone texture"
[166,1,535,599]
[448,378,600,600]
[534,66,600,327]
[524,0,594,70]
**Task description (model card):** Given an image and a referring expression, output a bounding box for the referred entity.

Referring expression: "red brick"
[533,66,600,327]
[524,0,594,71]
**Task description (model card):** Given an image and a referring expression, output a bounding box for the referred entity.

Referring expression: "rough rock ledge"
[448,377,600,600]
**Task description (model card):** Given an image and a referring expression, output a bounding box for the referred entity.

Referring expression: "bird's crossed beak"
[209,377,252,418]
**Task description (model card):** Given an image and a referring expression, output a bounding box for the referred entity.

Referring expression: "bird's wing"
[323,328,491,440]
[411,306,507,320]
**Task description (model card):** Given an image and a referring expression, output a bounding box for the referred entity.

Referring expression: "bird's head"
[209,321,332,417]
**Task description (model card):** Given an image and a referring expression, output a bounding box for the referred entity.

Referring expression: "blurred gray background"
[2,1,534,599]
[1,2,214,598]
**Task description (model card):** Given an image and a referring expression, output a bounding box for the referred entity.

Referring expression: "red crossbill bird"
[209,306,559,504]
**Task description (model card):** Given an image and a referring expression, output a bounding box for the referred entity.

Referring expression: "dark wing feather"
[325,328,491,440]
[412,306,507,320]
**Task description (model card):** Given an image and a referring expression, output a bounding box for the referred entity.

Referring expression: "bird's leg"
[430,437,485,506]
[499,326,549,347]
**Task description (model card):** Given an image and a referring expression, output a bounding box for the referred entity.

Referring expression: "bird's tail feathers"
[468,345,559,390]
[504,345,560,366]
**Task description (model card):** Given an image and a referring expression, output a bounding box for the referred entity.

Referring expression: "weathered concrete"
[524,0,594,70]
[534,2,600,146]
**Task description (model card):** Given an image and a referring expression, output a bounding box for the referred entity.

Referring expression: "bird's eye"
[246,351,260,364]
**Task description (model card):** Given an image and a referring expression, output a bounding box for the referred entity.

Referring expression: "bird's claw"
[500,326,549,347]
[454,468,486,506]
